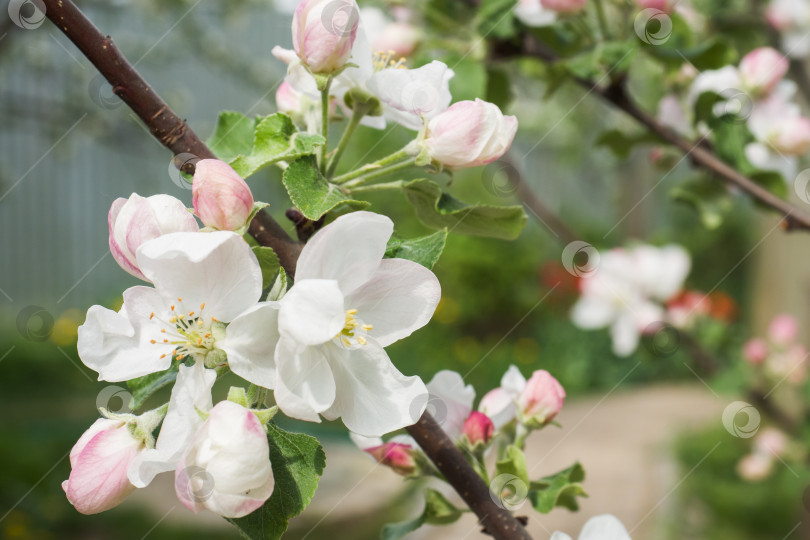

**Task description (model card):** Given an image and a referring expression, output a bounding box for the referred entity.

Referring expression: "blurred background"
[2,0,809,538]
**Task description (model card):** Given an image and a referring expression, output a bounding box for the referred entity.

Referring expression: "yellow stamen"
[362,324,373,331]
[357,336,367,345]
[341,337,351,347]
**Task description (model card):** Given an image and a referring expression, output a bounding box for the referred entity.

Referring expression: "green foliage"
[528,462,587,513]
[485,67,515,111]
[385,229,448,269]
[127,364,179,411]
[402,179,526,240]
[670,177,735,229]
[564,41,638,80]
[596,129,659,158]
[208,111,325,178]
[495,445,530,487]
[251,245,281,290]
[282,156,369,220]
[477,0,517,39]
[640,13,737,70]
[380,489,464,540]
[227,423,326,540]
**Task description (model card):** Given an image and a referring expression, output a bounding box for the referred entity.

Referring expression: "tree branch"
[406,414,533,540]
[492,35,810,232]
[41,0,302,275]
[43,2,530,537]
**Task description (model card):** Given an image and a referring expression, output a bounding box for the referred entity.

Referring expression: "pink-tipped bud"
[192,159,254,231]
[276,81,303,115]
[292,0,359,74]
[462,411,495,445]
[365,442,416,476]
[739,47,789,96]
[636,0,674,12]
[540,0,586,13]
[770,116,810,156]
[108,193,199,281]
[765,3,791,30]
[736,452,772,482]
[422,99,518,170]
[754,428,788,458]
[62,419,144,515]
[518,370,566,427]
[768,314,799,345]
[743,338,768,365]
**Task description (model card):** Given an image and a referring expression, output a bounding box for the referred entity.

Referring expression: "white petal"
[500,364,527,395]
[279,279,346,346]
[579,514,632,540]
[345,258,440,347]
[368,61,454,130]
[610,314,641,357]
[571,296,618,329]
[295,211,392,295]
[136,231,262,322]
[220,302,281,389]
[424,370,475,440]
[349,432,383,450]
[549,533,573,540]
[688,66,742,105]
[274,339,337,421]
[128,362,215,487]
[322,341,428,437]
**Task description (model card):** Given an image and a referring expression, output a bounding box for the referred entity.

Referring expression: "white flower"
[423,370,475,439]
[477,364,524,429]
[231,211,441,437]
[571,245,690,356]
[767,0,810,59]
[551,514,632,540]
[176,400,274,518]
[77,231,264,382]
[514,0,557,27]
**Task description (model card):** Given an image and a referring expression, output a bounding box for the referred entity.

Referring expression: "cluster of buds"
[737,428,789,482]
[743,314,808,384]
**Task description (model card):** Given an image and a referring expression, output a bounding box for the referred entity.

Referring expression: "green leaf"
[485,67,514,111]
[251,245,281,290]
[385,229,448,269]
[495,445,530,488]
[564,41,638,81]
[447,57,488,103]
[640,13,736,70]
[381,489,463,540]
[228,113,325,179]
[596,129,659,158]
[477,0,517,39]
[282,156,369,220]
[227,423,326,540]
[207,111,257,162]
[670,177,734,230]
[528,463,587,514]
[127,365,179,411]
[402,178,526,240]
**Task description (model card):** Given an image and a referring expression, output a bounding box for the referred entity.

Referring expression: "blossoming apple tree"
[33,0,810,537]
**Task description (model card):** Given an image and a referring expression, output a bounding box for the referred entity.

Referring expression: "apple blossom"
[551,514,632,540]
[477,364,526,428]
[228,211,440,437]
[420,99,518,170]
[462,411,494,445]
[743,338,768,365]
[62,418,145,514]
[571,244,690,356]
[514,0,557,27]
[78,231,271,383]
[766,0,810,59]
[766,343,808,384]
[754,428,788,457]
[108,193,199,281]
[657,94,693,137]
[636,0,674,12]
[360,7,420,57]
[175,400,274,518]
[276,81,303,114]
[737,452,772,482]
[192,159,254,231]
[768,314,799,345]
[292,0,359,74]
[747,95,810,162]
[739,47,789,96]
[424,369,475,439]
[541,0,586,13]
[518,369,566,427]
[350,433,419,475]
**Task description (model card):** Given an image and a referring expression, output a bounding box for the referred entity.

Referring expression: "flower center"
[373,50,407,72]
[149,298,218,361]
[336,308,373,348]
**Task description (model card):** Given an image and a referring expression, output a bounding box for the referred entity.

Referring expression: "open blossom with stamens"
[77,231,269,383]
[227,211,441,437]
[108,193,199,281]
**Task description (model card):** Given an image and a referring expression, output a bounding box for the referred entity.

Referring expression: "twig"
[41,2,531,537]
[491,35,810,233]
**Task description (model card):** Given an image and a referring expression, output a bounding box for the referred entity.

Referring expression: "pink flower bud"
[423,99,518,170]
[365,442,416,476]
[540,0,586,13]
[62,419,144,515]
[276,81,303,114]
[518,370,565,426]
[372,22,420,57]
[636,0,674,12]
[176,401,274,518]
[736,452,772,482]
[108,194,199,281]
[292,0,359,74]
[754,428,788,457]
[768,314,799,345]
[743,338,768,365]
[462,411,495,445]
[192,159,254,231]
[765,3,791,30]
[770,116,810,155]
[739,47,788,96]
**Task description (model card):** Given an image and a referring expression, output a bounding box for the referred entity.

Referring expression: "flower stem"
[593,0,611,40]
[332,147,413,184]
[347,180,406,193]
[319,78,332,175]
[326,106,364,178]
[341,158,416,189]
